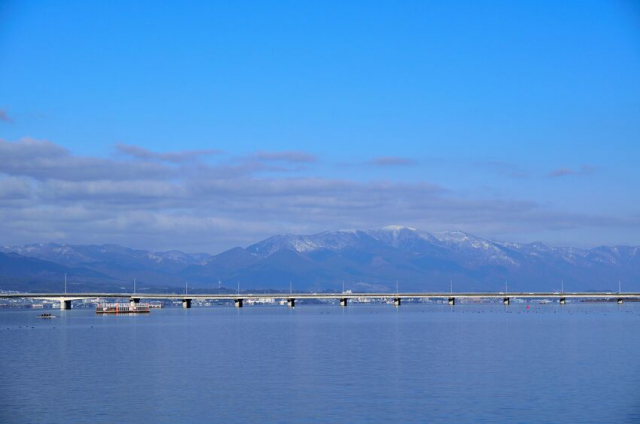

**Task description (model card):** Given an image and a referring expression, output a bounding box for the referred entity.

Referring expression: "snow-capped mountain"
[2,227,639,292]
[182,226,640,291]
[241,226,614,269]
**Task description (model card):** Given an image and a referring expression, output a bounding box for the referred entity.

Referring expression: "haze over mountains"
[1,226,639,293]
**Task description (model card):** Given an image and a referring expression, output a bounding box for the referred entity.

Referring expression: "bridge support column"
[340,298,348,307]
[503,297,510,306]
[182,299,192,309]
[235,299,243,308]
[617,298,624,304]
[448,297,455,306]
[60,300,72,310]
[287,298,295,308]
[559,297,566,305]
[394,298,401,307]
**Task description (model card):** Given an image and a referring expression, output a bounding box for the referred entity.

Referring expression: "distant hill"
[0,243,211,291]
[0,251,118,292]
[2,226,639,292]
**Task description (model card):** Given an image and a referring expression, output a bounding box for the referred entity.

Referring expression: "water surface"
[1,303,640,423]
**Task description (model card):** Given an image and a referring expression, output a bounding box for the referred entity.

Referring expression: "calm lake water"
[1,303,640,423]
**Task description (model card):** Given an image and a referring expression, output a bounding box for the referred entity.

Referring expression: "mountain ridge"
[2,227,639,292]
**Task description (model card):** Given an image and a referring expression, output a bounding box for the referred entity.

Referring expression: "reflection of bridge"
[2,292,639,309]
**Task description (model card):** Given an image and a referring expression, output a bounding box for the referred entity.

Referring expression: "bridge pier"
[559,297,566,305]
[182,299,192,309]
[287,298,295,308]
[340,298,348,307]
[617,298,624,304]
[448,297,455,306]
[235,299,243,308]
[503,297,510,306]
[394,298,401,307]
[60,299,72,310]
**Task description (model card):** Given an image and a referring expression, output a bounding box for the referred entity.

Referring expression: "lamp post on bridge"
[60,273,71,310]
[286,281,296,308]
[503,280,510,306]
[394,281,401,307]
[234,281,244,308]
[448,279,455,306]
[339,280,348,307]
[618,281,624,304]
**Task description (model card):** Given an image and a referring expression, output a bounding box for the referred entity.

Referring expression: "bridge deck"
[2,292,640,300]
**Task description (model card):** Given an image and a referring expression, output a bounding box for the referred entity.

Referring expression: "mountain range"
[2,226,639,292]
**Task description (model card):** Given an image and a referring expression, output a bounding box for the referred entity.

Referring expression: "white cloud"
[0,139,636,251]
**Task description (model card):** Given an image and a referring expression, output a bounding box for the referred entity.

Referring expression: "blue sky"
[0,0,639,251]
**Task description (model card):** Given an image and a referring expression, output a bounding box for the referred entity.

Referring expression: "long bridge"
[1,292,639,309]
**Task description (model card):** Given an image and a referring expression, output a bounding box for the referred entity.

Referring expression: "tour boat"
[96,303,150,314]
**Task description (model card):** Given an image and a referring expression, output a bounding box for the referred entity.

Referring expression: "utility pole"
[133,278,136,294]
[450,279,453,295]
